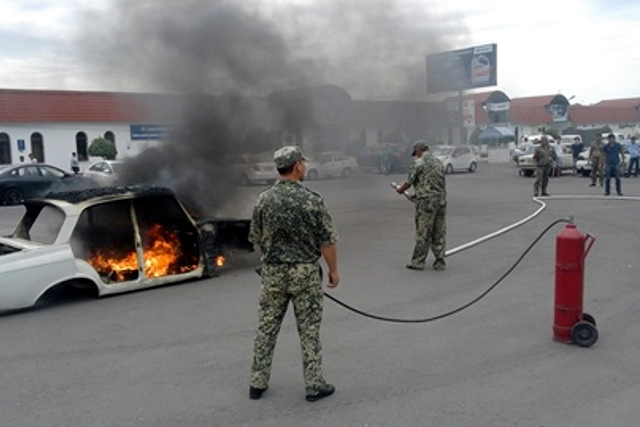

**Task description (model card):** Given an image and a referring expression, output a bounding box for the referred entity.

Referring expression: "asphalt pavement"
[0,163,639,426]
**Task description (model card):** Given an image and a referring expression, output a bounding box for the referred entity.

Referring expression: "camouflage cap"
[411,140,428,155]
[273,146,307,169]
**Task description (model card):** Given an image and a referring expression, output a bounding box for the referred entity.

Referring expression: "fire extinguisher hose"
[323,218,569,324]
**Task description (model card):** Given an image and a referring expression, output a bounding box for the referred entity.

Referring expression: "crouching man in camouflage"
[249,146,340,402]
[396,140,447,271]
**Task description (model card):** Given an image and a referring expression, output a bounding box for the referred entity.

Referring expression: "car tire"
[468,162,477,173]
[307,169,318,180]
[445,164,454,174]
[4,188,23,205]
[341,167,351,178]
[581,169,590,177]
[265,179,276,185]
[239,174,250,186]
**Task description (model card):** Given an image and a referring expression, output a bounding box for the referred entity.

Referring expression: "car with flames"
[0,163,89,206]
[305,151,359,179]
[432,145,478,174]
[0,186,252,312]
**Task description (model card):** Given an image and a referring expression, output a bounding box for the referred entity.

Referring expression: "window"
[39,166,66,178]
[104,131,115,144]
[76,132,88,161]
[0,132,10,164]
[30,132,45,163]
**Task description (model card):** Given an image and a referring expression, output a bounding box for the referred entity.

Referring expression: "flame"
[88,224,197,282]
[215,255,226,267]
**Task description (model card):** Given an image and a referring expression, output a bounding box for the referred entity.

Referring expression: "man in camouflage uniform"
[589,133,605,187]
[396,140,447,271]
[248,146,340,402]
[533,136,557,197]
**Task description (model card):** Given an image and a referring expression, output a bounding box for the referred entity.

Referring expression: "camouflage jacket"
[249,180,338,264]
[589,141,604,160]
[408,153,446,200]
[533,145,557,167]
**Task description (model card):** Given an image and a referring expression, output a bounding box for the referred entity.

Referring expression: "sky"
[1,0,640,104]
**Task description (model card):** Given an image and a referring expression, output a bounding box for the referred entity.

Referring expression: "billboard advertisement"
[426,44,497,94]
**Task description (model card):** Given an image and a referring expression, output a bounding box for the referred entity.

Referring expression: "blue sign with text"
[130,125,172,140]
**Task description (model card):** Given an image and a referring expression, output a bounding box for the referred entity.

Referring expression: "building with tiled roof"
[2,87,640,169]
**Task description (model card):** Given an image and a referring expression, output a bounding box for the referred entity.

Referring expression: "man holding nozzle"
[395,140,447,271]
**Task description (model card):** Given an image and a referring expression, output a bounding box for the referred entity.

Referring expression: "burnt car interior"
[69,195,201,284]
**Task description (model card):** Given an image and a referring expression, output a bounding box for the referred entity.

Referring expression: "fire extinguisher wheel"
[570,321,599,348]
[582,312,596,327]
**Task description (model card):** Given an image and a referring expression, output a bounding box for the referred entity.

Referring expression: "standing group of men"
[247,141,447,403]
[534,132,636,197]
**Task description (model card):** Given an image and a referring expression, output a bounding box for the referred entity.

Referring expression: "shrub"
[88,138,118,160]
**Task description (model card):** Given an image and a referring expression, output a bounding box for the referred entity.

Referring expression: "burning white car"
[0,186,252,312]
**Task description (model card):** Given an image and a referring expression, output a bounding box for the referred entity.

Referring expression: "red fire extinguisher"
[553,221,598,347]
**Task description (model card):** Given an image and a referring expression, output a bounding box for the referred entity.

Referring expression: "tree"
[88,137,117,160]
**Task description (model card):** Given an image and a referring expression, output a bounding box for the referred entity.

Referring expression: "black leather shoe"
[249,386,268,400]
[617,193,623,196]
[589,183,596,187]
[406,264,424,271]
[541,193,550,196]
[604,192,610,196]
[306,384,335,402]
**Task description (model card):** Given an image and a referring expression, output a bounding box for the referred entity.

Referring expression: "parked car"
[0,163,88,205]
[431,145,478,174]
[355,144,410,174]
[83,160,124,186]
[0,186,252,312]
[575,146,630,177]
[517,139,574,177]
[231,153,279,185]
[306,151,359,179]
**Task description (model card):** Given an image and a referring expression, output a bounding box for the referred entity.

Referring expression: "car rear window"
[28,205,65,244]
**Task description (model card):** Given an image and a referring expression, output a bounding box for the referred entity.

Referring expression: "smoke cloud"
[76,0,468,215]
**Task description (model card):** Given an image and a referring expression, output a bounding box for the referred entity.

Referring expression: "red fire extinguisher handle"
[583,234,596,263]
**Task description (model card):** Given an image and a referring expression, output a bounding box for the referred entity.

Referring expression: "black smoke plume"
[76,0,468,215]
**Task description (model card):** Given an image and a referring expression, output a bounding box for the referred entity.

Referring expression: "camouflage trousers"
[411,197,447,268]
[250,263,326,394]
[533,165,551,195]
[591,157,604,185]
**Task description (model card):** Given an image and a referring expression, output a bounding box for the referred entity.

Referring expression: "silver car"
[306,151,358,180]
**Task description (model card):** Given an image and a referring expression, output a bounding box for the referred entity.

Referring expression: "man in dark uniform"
[533,136,557,197]
[395,140,447,271]
[249,146,340,402]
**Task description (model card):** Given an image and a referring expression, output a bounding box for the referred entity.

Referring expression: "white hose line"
[444,194,640,257]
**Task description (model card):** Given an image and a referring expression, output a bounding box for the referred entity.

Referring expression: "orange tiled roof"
[0,89,175,123]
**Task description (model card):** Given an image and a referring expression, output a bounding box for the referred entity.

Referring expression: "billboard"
[426,44,497,94]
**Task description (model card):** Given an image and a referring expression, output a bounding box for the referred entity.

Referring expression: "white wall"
[0,122,157,171]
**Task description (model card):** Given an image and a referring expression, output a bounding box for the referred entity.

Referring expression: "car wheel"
[4,188,23,205]
[239,174,250,186]
[341,167,351,178]
[445,164,454,174]
[581,169,590,177]
[468,162,477,173]
[523,170,534,177]
[307,169,318,180]
[265,179,276,185]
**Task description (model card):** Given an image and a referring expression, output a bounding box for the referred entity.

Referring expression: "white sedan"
[0,187,251,312]
[83,160,124,185]
[306,151,358,180]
